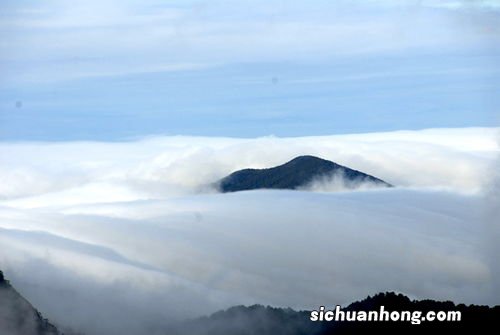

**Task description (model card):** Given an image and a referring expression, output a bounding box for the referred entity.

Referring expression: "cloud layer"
[1,0,499,83]
[0,127,497,205]
[0,127,498,335]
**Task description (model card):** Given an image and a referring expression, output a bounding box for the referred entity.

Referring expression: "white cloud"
[0,127,496,207]
[1,0,498,83]
[0,127,498,334]
[0,188,496,334]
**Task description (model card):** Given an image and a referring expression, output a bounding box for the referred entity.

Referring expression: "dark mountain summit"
[217,155,391,192]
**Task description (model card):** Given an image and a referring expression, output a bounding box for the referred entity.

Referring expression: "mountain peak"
[289,155,326,162]
[217,155,391,192]
[285,155,333,164]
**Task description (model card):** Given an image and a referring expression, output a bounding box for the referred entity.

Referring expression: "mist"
[0,127,496,204]
[0,127,498,334]
[301,169,390,192]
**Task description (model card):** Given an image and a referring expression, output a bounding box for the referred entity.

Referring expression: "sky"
[0,2,500,334]
[0,0,499,140]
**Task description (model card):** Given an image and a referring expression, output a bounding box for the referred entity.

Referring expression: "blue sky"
[0,0,499,140]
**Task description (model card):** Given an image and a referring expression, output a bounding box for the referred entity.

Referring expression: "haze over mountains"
[2,269,499,335]
[217,155,392,192]
[0,128,498,335]
[0,0,498,333]
[0,271,60,335]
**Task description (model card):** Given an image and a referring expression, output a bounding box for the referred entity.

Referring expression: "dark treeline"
[1,269,498,335]
[168,292,500,335]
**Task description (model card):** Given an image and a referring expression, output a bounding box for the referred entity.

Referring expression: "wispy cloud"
[1,0,499,83]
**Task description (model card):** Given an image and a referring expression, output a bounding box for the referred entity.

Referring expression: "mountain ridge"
[2,269,499,335]
[217,155,392,192]
[168,292,500,335]
[0,270,61,335]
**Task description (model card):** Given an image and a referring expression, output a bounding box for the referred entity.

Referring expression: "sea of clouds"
[0,127,498,335]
